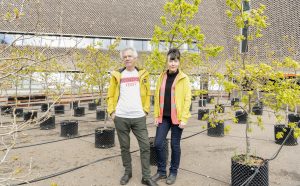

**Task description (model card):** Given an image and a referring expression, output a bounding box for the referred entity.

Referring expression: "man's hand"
[179,121,186,129]
[154,118,159,127]
[111,112,115,120]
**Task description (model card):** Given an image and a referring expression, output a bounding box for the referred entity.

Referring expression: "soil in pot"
[95,127,115,148]
[231,154,268,186]
[207,121,224,137]
[149,137,169,166]
[60,120,78,137]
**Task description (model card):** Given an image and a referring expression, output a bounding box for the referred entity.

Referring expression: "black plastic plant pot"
[198,109,209,120]
[231,155,268,186]
[70,101,79,109]
[23,111,38,121]
[235,111,248,124]
[54,105,65,114]
[198,99,207,107]
[96,109,106,120]
[41,103,48,112]
[231,98,240,106]
[215,104,225,113]
[95,127,115,148]
[288,113,300,123]
[252,104,263,115]
[40,116,55,130]
[11,108,23,117]
[1,105,12,114]
[60,120,78,137]
[207,121,224,137]
[274,125,297,146]
[88,102,97,110]
[149,137,169,166]
[74,107,85,117]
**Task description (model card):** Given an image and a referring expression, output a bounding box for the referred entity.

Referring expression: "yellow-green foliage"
[225,0,268,41]
[147,0,222,74]
[76,39,120,96]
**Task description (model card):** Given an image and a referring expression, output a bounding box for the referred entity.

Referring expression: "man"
[107,47,158,186]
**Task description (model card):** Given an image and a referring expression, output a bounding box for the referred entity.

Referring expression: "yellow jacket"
[154,70,192,123]
[107,67,151,115]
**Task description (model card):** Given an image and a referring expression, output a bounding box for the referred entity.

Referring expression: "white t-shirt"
[115,69,145,118]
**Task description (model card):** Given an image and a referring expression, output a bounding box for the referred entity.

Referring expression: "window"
[22,35,42,46]
[133,40,143,51]
[76,38,94,48]
[142,40,151,51]
[94,38,111,49]
[41,36,60,47]
[159,41,168,52]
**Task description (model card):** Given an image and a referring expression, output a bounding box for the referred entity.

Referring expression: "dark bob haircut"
[167,48,180,61]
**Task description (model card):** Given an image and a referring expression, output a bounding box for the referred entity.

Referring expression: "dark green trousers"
[114,116,151,179]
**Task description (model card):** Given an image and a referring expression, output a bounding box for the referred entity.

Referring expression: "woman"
[151,48,191,185]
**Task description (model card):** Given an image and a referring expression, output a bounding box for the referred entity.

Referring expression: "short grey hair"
[120,47,138,59]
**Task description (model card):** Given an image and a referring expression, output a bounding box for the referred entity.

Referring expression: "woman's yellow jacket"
[154,70,192,123]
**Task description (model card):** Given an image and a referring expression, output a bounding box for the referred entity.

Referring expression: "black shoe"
[166,174,176,185]
[151,173,167,182]
[141,178,159,186]
[120,173,132,185]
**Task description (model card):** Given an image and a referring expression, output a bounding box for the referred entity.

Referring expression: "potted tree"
[77,39,120,147]
[223,1,275,185]
[262,57,300,146]
[76,39,120,121]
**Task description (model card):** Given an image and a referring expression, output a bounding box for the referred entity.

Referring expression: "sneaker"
[166,174,176,185]
[151,173,167,182]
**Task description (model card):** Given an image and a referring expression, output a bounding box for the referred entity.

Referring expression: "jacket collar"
[118,66,140,73]
[161,69,187,81]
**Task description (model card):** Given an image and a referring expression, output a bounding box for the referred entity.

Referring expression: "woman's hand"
[179,121,186,129]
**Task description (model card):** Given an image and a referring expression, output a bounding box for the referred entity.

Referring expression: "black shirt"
[163,70,179,117]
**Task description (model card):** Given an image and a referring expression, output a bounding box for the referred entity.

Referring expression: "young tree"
[76,39,120,108]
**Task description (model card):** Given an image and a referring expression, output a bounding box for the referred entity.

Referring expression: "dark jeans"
[154,116,183,176]
[114,116,151,179]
